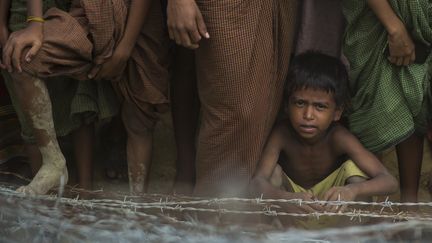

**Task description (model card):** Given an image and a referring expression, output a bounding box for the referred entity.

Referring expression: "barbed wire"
[3,184,432,242]
[1,186,432,223]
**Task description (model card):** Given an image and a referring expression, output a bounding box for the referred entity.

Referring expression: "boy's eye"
[294,100,305,107]
[315,103,327,110]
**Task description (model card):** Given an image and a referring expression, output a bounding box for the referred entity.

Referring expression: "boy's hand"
[387,20,415,66]
[2,22,43,73]
[322,186,356,213]
[167,0,209,49]
[282,192,325,214]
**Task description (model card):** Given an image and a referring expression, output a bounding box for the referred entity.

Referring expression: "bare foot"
[16,165,68,195]
[16,143,68,195]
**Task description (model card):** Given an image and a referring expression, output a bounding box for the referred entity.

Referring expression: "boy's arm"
[1,0,44,72]
[88,0,152,80]
[326,126,398,202]
[367,0,415,66]
[249,129,286,198]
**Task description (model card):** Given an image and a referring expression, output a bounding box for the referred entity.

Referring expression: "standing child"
[342,0,432,202]
[250,52,398,214]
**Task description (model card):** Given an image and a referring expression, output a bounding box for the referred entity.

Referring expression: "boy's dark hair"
[285,51,349,107]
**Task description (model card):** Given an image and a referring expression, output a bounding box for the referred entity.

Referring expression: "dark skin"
[250,88,398,213]
[166,0,209,49]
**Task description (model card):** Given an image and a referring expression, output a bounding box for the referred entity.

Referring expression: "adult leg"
[11,73,67,195]
[25,144,42,175]
[396,133,424,202]
[194,0,298,196]
[2,72,43,176]
[171,47,199,195]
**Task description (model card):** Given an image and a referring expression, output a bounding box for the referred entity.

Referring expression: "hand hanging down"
[167,0,209,49]
[367,0,415,66]
[386,20,415,66]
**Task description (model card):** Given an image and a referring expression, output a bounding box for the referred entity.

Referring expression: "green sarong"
[3,0,119,141]
[342,0,432,152]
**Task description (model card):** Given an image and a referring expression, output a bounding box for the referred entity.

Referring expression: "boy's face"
[286,88,342,142]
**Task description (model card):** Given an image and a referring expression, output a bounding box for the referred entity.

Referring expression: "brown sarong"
[22,0,171,130]
[294,0,345,58]
[193,0,298,196]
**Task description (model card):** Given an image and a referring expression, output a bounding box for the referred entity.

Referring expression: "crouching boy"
[250,52,398,215]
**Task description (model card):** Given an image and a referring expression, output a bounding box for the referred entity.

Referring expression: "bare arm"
[250,128,287,198]
[327,126,398,201]
[88,0,152,80]
[27,0,44,18]
[0,0,10,27]
[2,0,44,72]
[367,0,415,66]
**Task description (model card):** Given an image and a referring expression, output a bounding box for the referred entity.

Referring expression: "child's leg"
[396,133,424,202]
[122,101,155,194]
[72,123,94,190]
[11,73,67,195]
[171,47,199,195]
[102,116,128,180]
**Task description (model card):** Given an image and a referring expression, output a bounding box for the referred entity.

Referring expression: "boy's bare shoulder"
[328,123,352,138]
[328,123,360,150]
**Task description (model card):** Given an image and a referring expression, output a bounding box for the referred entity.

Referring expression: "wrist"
[27,21,44,30]
[383,18,404,36]
[114,44,133,60]
[345,183,361,198]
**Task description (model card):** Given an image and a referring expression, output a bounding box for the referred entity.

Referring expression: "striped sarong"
[193,0,298,196]
[342,0,432,152]
[19,0,170,132]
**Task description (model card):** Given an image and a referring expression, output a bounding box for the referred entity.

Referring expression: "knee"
[10,72,35,87]
[345,176,367,185]
[269,164,283,188]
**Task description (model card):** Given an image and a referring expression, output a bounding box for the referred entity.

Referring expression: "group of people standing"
[0,0,431,209]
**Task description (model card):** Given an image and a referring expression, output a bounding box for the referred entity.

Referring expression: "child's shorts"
[280,160,368,197]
